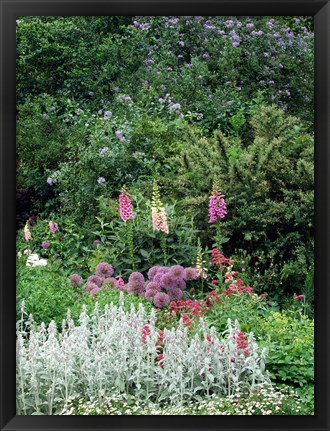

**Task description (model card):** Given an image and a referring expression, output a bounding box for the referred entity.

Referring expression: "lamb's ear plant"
[16,292,269,414]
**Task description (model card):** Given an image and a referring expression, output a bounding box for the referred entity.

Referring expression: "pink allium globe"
[95,262,114,279]
[153,292,170,308]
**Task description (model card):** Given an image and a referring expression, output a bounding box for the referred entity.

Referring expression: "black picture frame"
[1,1,329,430]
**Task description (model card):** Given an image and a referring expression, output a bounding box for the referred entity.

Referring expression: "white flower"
[26,254,48,267]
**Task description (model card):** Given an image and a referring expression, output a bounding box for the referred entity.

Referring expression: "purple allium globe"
[157,267,170,275]
[167,287,183,301]
[86,275,103,288]
[144,289,159,300]
[85,282,100,293]
[90,286,101,297]
[146,281,161,292]
[147,266,161,281]
[177,279,187,290]
[127,281,145,295]
[68,273,83,288]
[169,265,185,279]
[102,277,118,289]
[95,262,114,279]
[41,241,50,249]
[153,273,163,284]
[159,273,176,290]
[153,292,170,308]
[184,267,198,281]
[128,272,144,284]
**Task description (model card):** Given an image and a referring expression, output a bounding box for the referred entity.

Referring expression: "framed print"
[1,0,329,430]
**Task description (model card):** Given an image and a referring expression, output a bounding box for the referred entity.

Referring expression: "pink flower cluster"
[151,207,169,234]
[223,278,253,296]
[234,331,250,357]
[208,190,227,223]
[119,189,134,222]
[24,222,32,241]
[211,248,235,269]
[48,221,59,233]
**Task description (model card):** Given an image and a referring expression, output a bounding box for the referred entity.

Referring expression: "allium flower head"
[147,265,161,280]
[160,273,176,290]
[69,273,83,288]
[87,275,103,288]
[153,292,170,308]
[95,262,114,279]
[208,181,227,223]
[119,188,134,222]
[24,222,32,241]
[145,288,158,301]
[169,265,185,279]
[146,281,161,292]
[48,221,59,233]
[151,182,169,234]
[184,267,198,281]
[41,241,50,249]
[167,287,183,301]
[128,272,144,284]
[102,277,118,289]
[85,282,100,293]
[127,272,145,295]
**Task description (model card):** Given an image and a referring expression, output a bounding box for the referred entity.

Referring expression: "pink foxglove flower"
[208,190,227,223]
[48,221,59,233]
[119,188,133,222]
[151,183,169,234]
[24,222,32,241]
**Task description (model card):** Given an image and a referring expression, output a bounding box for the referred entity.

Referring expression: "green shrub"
[255,310,314,387]
[176,105,313,297]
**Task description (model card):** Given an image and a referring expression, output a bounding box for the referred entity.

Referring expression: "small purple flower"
[266,21,274,29]
[246,23,254,29]
[100,147,109,156]
[232,41,240,47]
[202,52,210,59]
[97,177,106,185]
[69,274,83,288]
[47,177,57,186]
[95,262,114,279]
[227,100,234,105]
[225,20,234,28]
[169,103,181,113]
[153,292,170,308]
[41,241,50,249]
[113,86,120,92]
[63,118,69,123]
[257,30,263,36]
[104,110,112,118]
[93,239,100,246]
[98,109,103,115]
[88,91,94,96]
[115,130,125,141]
[178,41,185,47]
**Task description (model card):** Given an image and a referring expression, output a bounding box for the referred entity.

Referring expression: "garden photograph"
[16,15,314,416]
